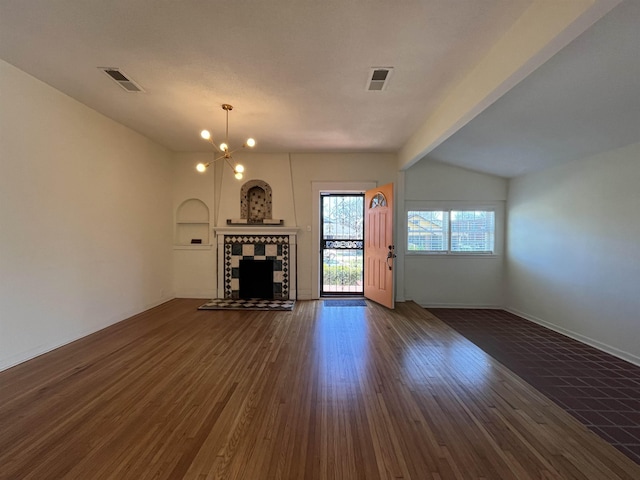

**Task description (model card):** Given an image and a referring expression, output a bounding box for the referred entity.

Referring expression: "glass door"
[321,193,364,296]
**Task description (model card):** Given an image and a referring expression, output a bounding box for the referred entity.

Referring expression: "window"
[407,210,495,254]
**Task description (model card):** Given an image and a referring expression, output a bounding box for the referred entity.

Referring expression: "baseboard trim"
[417,302,504,309]
[174,289,216,299]
[505,307,640,368]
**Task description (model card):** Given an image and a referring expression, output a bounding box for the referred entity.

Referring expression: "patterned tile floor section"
[198,298,295,311]
[429,308,640,465]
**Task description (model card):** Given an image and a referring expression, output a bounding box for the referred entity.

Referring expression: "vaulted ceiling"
[1,0,635,177]
[426,0,640,177]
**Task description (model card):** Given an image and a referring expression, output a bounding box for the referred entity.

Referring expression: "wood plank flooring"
[1,299,639,479]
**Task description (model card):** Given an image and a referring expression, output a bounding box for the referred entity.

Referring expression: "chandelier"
[196,104,256,180]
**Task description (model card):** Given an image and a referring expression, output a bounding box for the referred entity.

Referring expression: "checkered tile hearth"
[198,298,295,311]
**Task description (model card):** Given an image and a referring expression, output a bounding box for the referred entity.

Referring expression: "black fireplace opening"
[239,259,275,299]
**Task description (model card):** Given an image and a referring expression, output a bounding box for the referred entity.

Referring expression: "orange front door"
[364,183,395,309]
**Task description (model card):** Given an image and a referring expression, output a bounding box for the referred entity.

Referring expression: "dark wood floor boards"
[1,299,640,479]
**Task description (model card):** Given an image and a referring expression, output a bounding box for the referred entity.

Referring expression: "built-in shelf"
[175,199,210,245]
[173,244,213,250]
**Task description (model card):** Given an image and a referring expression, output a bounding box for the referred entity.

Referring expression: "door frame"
[320,192,365,297]
[311,181,376,299]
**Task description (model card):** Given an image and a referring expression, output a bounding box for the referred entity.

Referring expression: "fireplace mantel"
[214,227,299,300]
[214,226,300,235]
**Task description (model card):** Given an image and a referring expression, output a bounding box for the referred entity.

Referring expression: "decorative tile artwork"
[224,235,289,299]
[240,180,272,222]
[249,187,266,220]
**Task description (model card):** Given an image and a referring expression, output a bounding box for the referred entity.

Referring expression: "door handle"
[386,245,397,270]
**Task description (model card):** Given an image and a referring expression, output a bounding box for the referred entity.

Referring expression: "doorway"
[320,193,364,296]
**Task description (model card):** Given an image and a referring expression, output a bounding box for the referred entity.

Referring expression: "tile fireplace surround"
[214,227,299,300]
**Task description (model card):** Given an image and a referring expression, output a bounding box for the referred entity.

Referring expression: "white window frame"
[405,201,503,256]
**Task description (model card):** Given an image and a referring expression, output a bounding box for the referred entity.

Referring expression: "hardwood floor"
[431,308,640,465]
[1,299,639,479]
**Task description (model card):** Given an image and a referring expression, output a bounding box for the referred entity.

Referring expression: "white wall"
[207,153,500,303]
[404,161,508,307]
[0,60,174,371]
[172,153,217,298]
[290,153,398,299]
[171,152,398,300]
[506,141,640,364]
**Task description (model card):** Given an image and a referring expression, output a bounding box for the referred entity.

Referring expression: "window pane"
[407,211,448,251]
[450,211,495,252]
[322,195,363,240]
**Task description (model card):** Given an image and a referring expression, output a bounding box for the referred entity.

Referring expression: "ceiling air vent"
[367,67,393,91]
[99,67,145,93]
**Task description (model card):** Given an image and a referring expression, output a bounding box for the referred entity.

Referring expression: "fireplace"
[239,259,275,299]
[214,227,298,300]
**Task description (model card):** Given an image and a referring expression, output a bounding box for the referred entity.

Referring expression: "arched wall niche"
[240,179,272,222]
[175,198,210,244]
[177,198,209,222]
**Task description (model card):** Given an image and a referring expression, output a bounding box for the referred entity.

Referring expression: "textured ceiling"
[0,0,531,152]
[1,0,633,178]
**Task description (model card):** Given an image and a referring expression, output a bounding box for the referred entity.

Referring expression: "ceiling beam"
[398,0,622,171]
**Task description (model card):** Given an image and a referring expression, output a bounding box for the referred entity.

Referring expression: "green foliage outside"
[323,259,363,286]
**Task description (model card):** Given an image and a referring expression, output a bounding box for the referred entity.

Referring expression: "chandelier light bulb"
[197,104,255,180]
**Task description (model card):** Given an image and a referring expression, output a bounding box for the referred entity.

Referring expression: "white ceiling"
[1,0,635,177]
[427,0,640,177]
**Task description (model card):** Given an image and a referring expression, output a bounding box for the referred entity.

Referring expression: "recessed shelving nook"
[175,198,210,246]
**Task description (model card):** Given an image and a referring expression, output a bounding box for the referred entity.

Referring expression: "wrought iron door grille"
[321,194,364,296]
